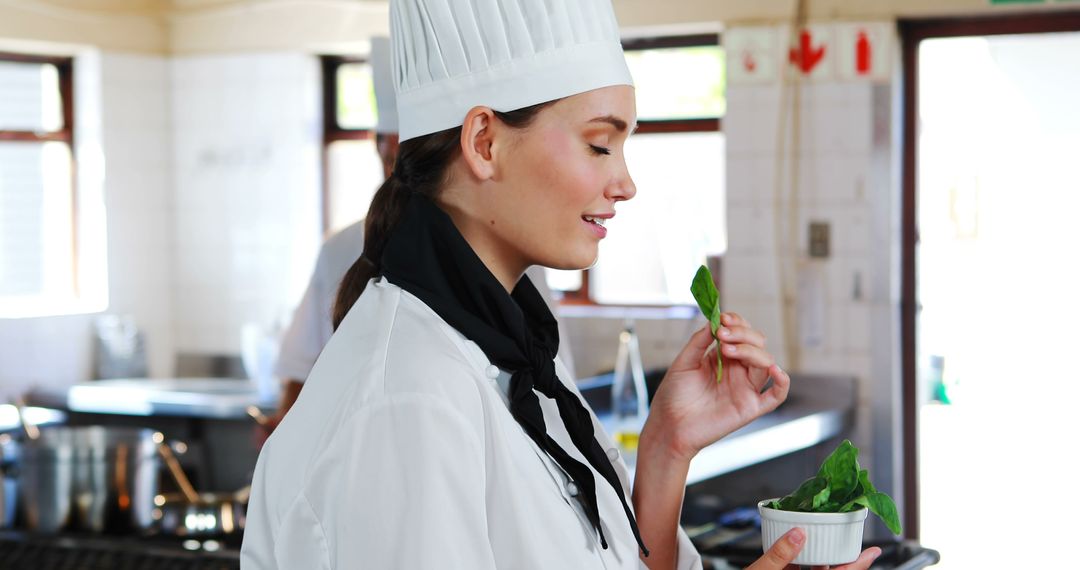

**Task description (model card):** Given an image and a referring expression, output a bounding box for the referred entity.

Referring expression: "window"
[321,56,383,235]
[0,53,76,314]
[550,34,727,306]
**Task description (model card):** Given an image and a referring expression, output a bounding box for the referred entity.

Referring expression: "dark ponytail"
[332,101,557,330]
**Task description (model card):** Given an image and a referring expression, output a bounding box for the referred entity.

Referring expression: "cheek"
[525,134,602,208]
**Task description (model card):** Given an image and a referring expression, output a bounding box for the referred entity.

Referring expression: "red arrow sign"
[788,29,826,73]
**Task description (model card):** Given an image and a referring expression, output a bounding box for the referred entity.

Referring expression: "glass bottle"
[611,319,648,456]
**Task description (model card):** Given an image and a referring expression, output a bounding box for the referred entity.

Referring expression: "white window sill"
[0,297,107,319]
[556,303,700,321]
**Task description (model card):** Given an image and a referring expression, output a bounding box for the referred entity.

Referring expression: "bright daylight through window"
[0,55,78,317]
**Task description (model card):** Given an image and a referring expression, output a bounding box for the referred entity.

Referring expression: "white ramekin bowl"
[758,499,869,566]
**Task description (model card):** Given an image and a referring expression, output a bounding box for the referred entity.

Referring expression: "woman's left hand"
[643,312,790,462]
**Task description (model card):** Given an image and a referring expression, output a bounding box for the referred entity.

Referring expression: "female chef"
[241,0,882,568]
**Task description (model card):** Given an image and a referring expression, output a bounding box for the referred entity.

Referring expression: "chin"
[533,240,598,271]
[549,250,598,271]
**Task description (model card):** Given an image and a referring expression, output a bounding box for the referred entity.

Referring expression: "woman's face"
[476,85,638,277]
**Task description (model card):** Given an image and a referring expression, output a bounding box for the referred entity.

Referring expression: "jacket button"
[485,365,499,379]
[566,481,579,497]
[607,447,620,461]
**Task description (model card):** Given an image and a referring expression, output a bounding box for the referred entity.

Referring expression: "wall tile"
[727,152,780,209]
[847,302,873,353]
[826,299,849,353]
[722,252,782,303]
[726,204,776,256]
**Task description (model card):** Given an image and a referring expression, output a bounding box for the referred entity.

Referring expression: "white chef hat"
[371,37,399,134]
[390,0,634,142]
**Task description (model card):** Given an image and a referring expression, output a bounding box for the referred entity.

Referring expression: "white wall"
[170,52,322,354]
[100,52,176,378]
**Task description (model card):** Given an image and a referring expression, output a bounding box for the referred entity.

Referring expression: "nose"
[605,157,637,202]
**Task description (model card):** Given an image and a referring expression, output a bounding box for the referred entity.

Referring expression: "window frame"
[320,54,376,236]
[0,51,78,299]
[558,33,724,306]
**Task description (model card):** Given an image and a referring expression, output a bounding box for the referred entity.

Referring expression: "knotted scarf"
[379,193,648,555]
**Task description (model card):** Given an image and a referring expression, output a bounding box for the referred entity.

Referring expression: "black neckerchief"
[380,193,648,556]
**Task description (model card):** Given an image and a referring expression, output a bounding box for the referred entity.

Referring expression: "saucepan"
[152,426,253,537]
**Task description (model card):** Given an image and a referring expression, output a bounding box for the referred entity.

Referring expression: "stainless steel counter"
[28,378,273,420]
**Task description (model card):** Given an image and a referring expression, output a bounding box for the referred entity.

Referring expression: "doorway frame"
[898,10,1080,539]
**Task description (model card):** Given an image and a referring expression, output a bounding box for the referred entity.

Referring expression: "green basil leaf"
[865,492,903,535]
[691,265,720,334]
[819,440,860,503]
[690,265,723,382]
[840,495,867,512]
[858,468,876,495]
[776,476,827,512]
[811,486,831,511]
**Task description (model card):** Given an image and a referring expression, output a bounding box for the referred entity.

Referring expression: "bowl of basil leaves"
[758,440,902,566]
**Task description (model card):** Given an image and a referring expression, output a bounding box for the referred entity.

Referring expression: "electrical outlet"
[808,221,830,258]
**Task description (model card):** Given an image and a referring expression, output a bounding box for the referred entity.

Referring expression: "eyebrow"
[588,115,637,134]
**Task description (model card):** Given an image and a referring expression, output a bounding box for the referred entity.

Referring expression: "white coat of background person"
[266,37,574,434]
[243,1,882,569]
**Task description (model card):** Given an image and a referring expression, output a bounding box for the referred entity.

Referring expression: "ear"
[459,106,499,182]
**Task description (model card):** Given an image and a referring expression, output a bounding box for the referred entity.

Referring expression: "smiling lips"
[581,212,614,238]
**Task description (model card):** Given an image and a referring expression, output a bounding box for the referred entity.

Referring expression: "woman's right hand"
[746,528,882,570]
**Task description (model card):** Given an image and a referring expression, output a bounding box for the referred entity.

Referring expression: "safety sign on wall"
[725,26,780,85]
[835,22,893,81]
[727,22,895,85]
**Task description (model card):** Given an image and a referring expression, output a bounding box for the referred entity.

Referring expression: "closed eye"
[589,144,611,156]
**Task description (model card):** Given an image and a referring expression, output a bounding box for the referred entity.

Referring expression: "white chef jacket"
[274,221,575,383]
[242,277,701,569]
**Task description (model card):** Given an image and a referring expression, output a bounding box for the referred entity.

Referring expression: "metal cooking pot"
[19,426,161,533]
[19,428,74,532]
[152,438,248,536]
